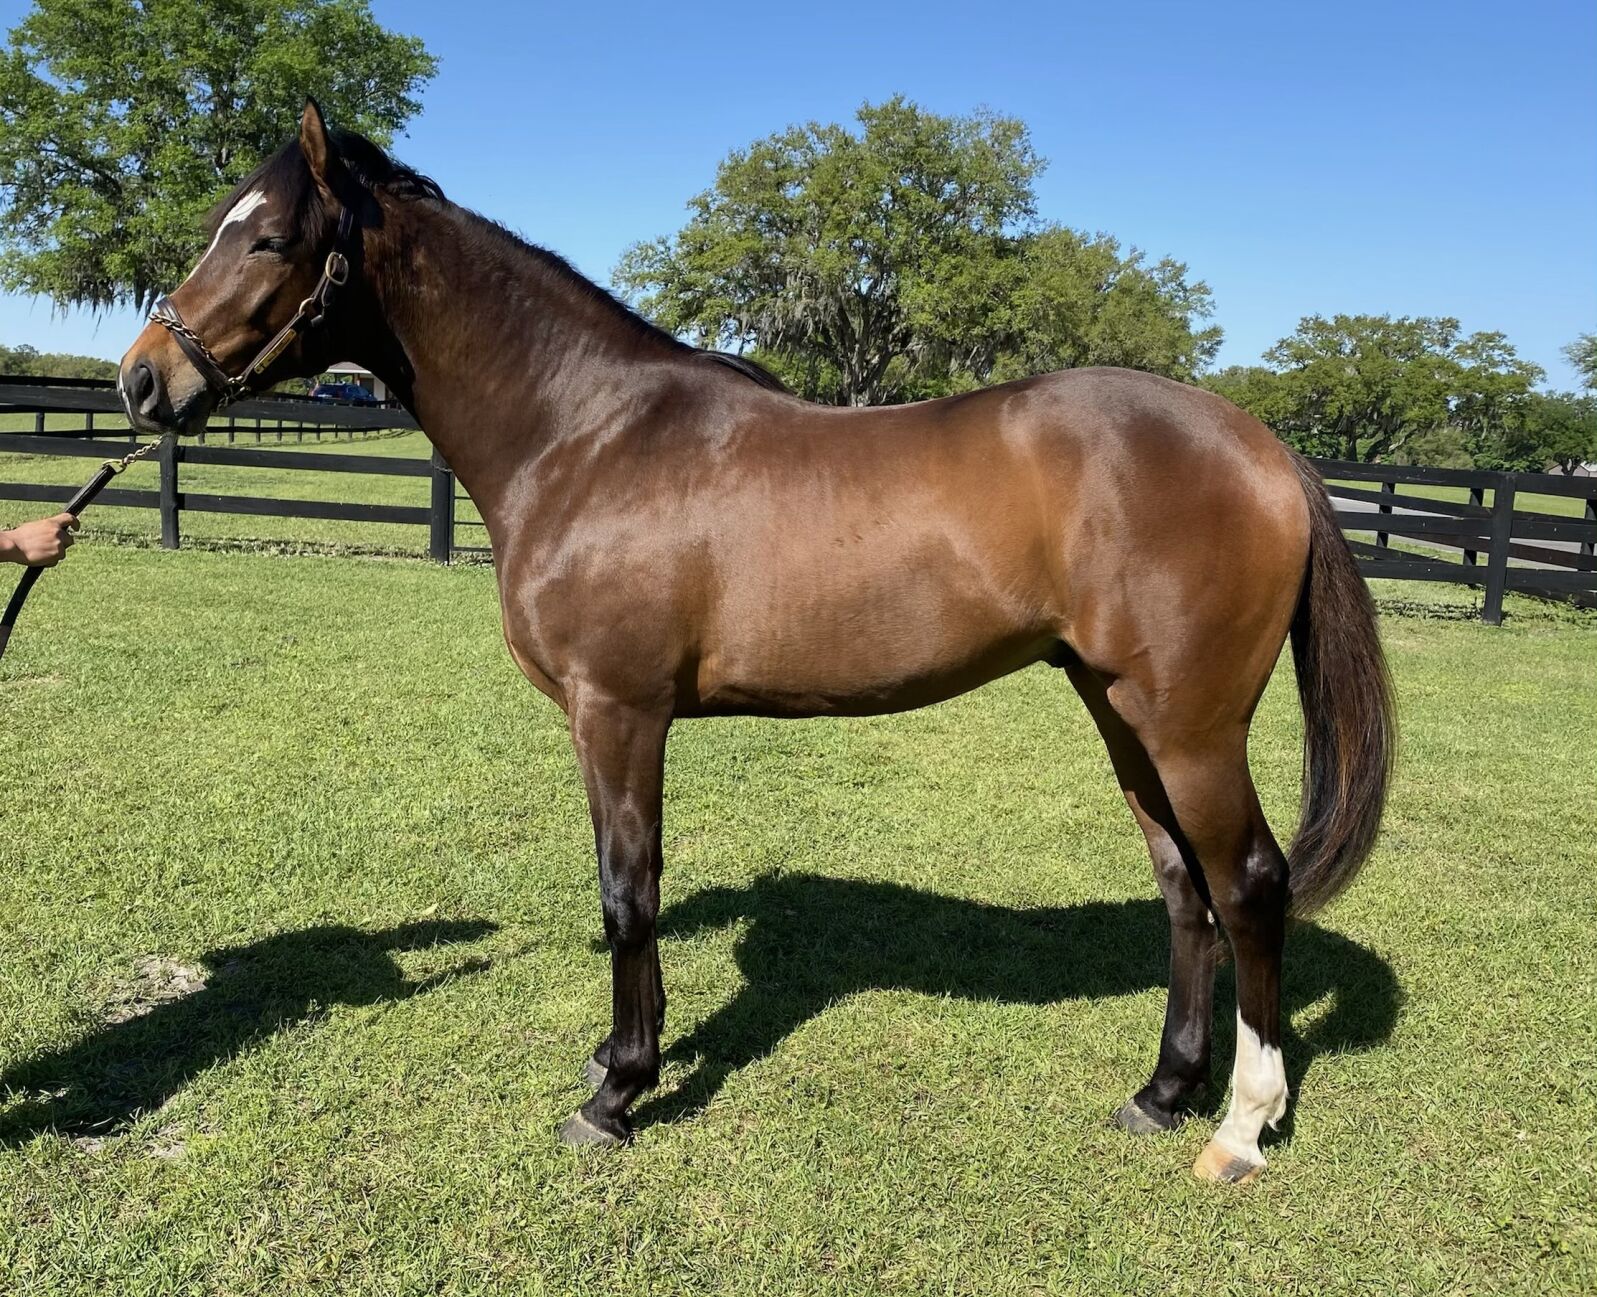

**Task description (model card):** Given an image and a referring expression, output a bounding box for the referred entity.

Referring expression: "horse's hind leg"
[1111,710,1291,1184]
[1149,744,1290,1183]
[1065,664,1222,1133]
[1072,660,1291,1182]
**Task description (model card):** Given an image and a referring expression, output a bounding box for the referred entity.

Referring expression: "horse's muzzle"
[120,358,165,429]
[118,324,212,435]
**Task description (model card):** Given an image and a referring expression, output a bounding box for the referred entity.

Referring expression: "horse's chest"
[496,552,675,709]
[495,563,580,711]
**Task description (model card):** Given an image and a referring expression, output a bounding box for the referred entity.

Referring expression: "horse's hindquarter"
[1034,370,1311,699]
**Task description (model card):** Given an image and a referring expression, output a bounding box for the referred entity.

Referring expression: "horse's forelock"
[202,127,443,244]
[203,141,323,242]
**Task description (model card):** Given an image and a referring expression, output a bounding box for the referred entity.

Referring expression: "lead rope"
[0,437,166,662]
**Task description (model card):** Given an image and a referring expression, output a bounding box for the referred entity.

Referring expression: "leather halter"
[149,206,356,407]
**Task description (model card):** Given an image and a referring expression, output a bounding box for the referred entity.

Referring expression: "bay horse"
[118,102,1394,1184]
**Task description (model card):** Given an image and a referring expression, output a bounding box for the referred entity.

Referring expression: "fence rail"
[1,385,1593,621]
[0,374,414,428]
[1313,457,1597,623]
[1,376,416,447]
[0,431,453,561]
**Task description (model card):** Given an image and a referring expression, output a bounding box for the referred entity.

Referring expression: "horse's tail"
[1283,452,1396,916]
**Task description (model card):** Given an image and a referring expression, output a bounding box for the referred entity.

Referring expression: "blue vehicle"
[309,381,380,405]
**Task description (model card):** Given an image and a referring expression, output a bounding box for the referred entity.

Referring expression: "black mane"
[207,125,789,394]
[702,351,790,391]
[327,128,445,202]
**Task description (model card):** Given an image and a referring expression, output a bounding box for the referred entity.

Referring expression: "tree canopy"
[1204,315,1547,465]
[0,0,436,311]
[1564,333,1597,390]
[0,340,116,380]
[1485,391,1597,476]
[615,97,1220,405]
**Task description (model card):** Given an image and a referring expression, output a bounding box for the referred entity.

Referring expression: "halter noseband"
[149,206,356,408]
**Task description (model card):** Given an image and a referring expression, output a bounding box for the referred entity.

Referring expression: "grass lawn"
[0,542,1593,1295]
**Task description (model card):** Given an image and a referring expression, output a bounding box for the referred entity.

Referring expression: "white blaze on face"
[1211,1011,1288,1164]
[180,188,269,286]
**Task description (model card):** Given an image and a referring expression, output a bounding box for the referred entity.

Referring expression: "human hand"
[0,514,79,567]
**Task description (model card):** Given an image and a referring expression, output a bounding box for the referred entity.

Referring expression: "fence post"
[1481,474,1516,625]
[158,436,180,550]
[1376,478,1394,551]
[34,410,44,435]
[428,450,454,564]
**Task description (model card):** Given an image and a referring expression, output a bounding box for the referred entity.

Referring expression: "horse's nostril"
[127,359,162,418]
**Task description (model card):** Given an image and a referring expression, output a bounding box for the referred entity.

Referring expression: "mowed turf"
[0,544,1592,1296]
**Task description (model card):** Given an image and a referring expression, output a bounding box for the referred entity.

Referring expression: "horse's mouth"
[118,373,211,438]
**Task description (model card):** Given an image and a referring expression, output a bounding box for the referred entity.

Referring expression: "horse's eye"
[250,236,290,256]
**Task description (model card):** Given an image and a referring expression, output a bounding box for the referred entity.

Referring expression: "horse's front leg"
[559,693,670,1147]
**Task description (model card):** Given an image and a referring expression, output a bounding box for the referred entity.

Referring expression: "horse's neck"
[355,196,675,518]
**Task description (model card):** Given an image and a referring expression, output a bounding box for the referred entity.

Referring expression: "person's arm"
[0,514,78,567]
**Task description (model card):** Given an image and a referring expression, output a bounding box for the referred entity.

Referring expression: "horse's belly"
[689,557,1056,718]
[691,639,1052,717]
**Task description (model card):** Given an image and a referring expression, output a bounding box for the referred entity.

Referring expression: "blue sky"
[1,0,1593,386]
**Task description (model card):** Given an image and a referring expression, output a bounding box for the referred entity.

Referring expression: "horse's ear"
[299,98,337,193]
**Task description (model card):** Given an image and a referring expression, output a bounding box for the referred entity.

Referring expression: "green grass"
[0,547,1593,1295]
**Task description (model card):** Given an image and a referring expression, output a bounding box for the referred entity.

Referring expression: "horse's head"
[119,100,363,434]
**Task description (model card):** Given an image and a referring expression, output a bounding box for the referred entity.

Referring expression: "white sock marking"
[1212,1011,1287,1165]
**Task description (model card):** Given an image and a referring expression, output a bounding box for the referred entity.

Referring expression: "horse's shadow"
[638,874,1401,1129]
[0,919,497,1145]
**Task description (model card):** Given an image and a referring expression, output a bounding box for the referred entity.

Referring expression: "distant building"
[324,361,389,403]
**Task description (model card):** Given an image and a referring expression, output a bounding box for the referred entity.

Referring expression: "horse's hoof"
[582,1055,608,1089]
[1114,1098,1178,1136]
[558,1110,626,1148]
[1192,1140,1265,1185]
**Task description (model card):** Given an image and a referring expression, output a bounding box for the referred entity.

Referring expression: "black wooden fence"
[2,378,1594,620]
[0,431,456,561]
[0,374,414,439]
[1321,460,1597,623]
[0,376,446,554]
